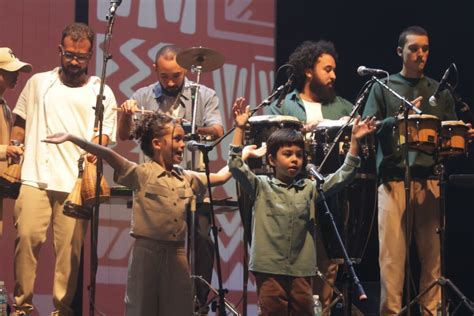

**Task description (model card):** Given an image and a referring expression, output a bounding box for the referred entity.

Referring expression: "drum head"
[246,115,302,174]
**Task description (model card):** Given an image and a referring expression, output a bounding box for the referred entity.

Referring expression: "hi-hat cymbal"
[176,47,225,72]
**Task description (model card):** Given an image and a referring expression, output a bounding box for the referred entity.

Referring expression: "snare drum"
[246,115,302,174]
[439,121,468,156]
[397,114,440,154]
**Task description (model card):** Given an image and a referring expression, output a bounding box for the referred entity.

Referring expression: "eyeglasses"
[59,45,92,63]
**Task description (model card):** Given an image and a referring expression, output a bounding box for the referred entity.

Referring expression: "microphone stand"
[369,76,421,316]
[314,176,367,316]
[313,79,374,316]
[190,84,287,316]
[89,5,119,315]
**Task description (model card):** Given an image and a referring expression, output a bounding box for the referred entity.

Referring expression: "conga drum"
[0,144,23,199]
[245,115,303,174]
[397,114,440,154]
[63,156,92,220]
[81,160,111,206]
[439,120,468,156]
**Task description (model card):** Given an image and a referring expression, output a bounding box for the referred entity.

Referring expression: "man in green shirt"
[267,40,355,314]
[362,26,456,315]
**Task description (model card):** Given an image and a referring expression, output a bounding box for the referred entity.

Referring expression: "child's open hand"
[242,144,267,161]
[351,116,377,140]
[42,133,71,144]
[232,97,250,128]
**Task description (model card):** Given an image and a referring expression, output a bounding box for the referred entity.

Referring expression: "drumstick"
[112,107,154,114]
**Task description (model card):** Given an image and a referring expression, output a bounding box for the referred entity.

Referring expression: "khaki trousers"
[124,238,193,316]
[13,185,88,316]
[378,180,441,315]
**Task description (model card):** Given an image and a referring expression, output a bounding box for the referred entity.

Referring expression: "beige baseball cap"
[0,47,32,73]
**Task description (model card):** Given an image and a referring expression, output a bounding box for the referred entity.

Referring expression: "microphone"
[275,73,294,107]
[109,0,122,14]
[186,140,210,152]
[429,64,452,106]
[305,163,325,184]
[357,66,387,76]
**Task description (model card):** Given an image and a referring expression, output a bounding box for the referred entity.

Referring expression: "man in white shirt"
[10,23,117,316]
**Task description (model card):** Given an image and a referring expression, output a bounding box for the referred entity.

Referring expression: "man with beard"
[117,44,224,315]
[267,40,353,315]
[267,40,352,132]
[362,26,456,315]
[10,22,117,315]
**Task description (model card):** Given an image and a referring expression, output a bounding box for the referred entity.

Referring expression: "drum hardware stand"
[86,3,121,315]
[187,82,290,315]
[313,79,374,316]
[313,177,367,316]
[398,161,474,316]
[371,77,422,316]
[192,275,241,315]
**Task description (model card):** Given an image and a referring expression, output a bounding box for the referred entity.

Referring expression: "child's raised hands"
[232,97,250,128]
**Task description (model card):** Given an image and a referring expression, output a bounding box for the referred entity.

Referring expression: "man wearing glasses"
[10,22,117,316]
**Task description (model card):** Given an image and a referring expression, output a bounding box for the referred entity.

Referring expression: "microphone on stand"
[357,66,388,76]
[306,163,325,184]
[186,140,209,153]
[109,0,122,14]
[429,64,453,107]
[275,72,294,107]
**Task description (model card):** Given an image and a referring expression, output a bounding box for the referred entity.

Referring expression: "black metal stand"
[313,78,374,316]
[188,81,290,315]
[370,76,421,316]
[315,180,367,314]
[398,162,474,316]
[89,4,120,315]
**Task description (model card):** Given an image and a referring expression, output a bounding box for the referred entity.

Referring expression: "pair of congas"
[396,114,469,156]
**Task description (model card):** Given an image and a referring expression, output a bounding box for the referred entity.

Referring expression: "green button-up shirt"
[266,89,353,121]
[228,145,360,276]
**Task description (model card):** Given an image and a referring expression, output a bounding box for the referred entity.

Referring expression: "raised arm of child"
[347,115,377,156]
[43,132,129,172]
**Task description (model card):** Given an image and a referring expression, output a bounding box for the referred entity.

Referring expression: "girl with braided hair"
[44,111,261,315]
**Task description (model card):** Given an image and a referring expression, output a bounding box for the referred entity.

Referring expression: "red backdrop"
[0,0,274,315]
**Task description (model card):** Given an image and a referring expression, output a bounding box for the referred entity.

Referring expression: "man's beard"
[309,78,336,104]
[161,83,182,97]
[61,64,87,81]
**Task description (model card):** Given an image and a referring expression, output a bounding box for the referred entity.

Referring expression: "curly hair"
[131,111,177,158]
[288,40,338,92]
[61,23,95,51]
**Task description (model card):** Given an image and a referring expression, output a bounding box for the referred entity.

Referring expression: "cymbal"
[176,47,225,72]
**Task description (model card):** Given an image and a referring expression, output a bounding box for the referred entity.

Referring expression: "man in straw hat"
[10,23,117,315]
[0,47,30,237]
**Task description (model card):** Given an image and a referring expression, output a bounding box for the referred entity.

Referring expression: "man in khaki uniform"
[0,47,30,236]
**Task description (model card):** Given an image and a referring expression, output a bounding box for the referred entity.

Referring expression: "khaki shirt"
[114,160,207,242]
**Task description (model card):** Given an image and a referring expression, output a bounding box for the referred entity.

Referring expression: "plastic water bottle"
[0,281,8,316]
[313,294,322,316]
